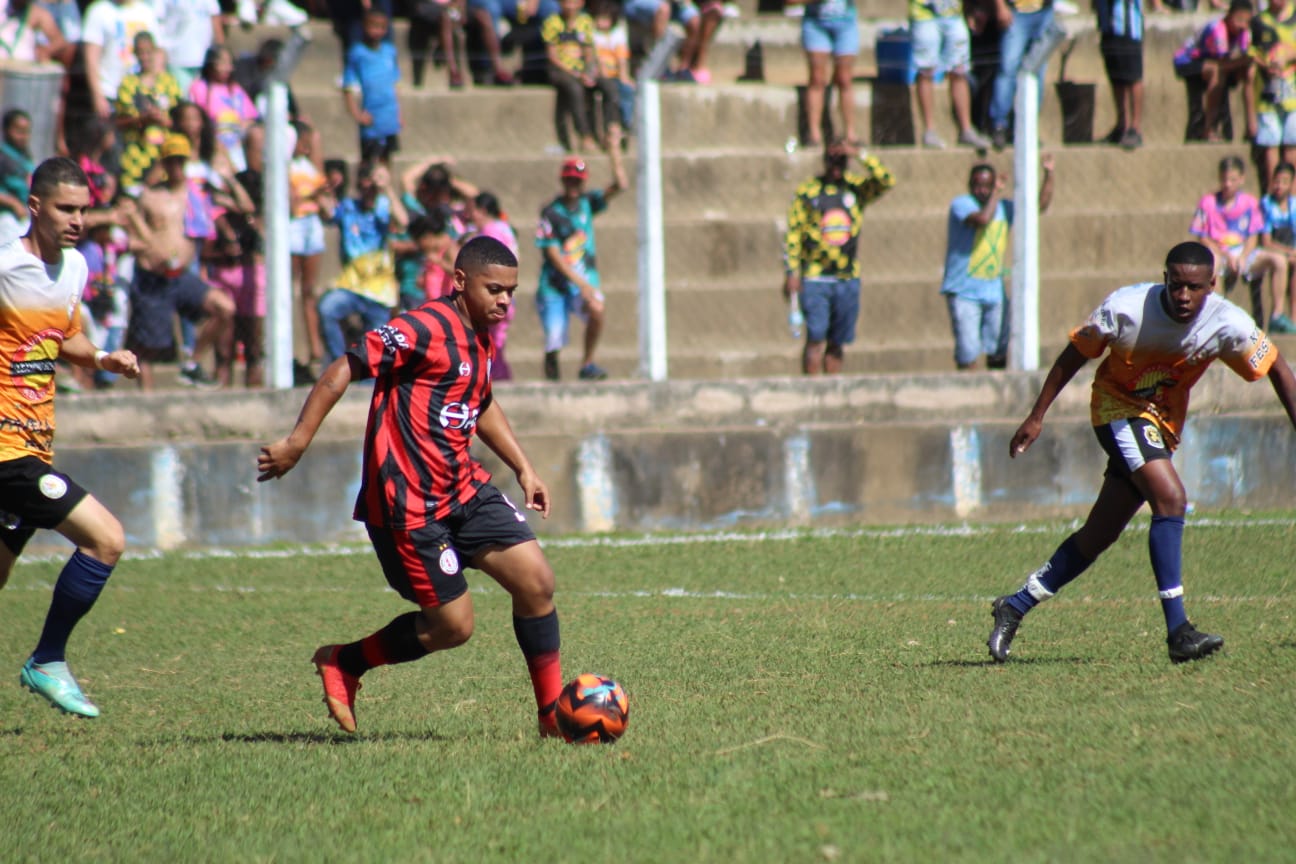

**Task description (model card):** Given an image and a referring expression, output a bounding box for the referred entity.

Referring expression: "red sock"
[527,650,563,717]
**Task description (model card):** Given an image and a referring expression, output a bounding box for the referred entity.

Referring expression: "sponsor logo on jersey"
[439,401,479,431]
[377,324,409,353]
[819,208,853,247]
[9,328,63,402]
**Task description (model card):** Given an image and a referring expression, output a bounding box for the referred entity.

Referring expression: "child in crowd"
[591,0,633,145]
[411,211,459,302]
[543,0,599,153]
[78,221,132,391]
[343,10,403,164]
[1260,161,1296,333]
[289,121,331,371]
[463,191,519,380]
[189,45,260,172]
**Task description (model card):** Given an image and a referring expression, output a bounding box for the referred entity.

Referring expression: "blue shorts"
[799,277,860,345]
[945,292,1005,367]
[801,15,859,57]
[537,287,602,353]
[624,0,699,26]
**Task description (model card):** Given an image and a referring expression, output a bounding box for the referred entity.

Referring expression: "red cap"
[561,157,588,180]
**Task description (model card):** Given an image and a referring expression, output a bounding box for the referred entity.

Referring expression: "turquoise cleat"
[20,658,100,718]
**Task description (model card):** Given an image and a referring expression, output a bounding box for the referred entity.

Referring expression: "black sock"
[336,612,428,678]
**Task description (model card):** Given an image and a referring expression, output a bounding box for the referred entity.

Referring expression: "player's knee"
[86,518,126,566]
[423,606,475,648]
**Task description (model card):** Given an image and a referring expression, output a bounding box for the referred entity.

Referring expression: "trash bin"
[1055,81,1095,144]
[0,61,65,162]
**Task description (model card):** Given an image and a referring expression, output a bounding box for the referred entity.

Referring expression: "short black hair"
[1228,0,1252,14]
[455,236,517,272]
[324,158,348,195]
[1218,155,1246,174]
[1276,161,1295,178]
[30,157,88,199]
[1165,241,1215,270]
[408,208,450,239]
[3,108,30,134]
[474,191,502,219]
[969,163,996,181]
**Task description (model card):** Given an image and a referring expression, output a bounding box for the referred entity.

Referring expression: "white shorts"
[1255,109,1296,148]
[910,16,970,75]
[289,214,326,257]
[1217,246,1262,281]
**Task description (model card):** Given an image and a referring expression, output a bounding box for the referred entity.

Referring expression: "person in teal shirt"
[0,109,35,244]
[534,151,625,382]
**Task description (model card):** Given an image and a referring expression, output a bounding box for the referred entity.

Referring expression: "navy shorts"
[0,456,88,555]
[1101,33,1143,85]
[366,484,537,608]
[1094,417,1172,494]
[359,134,400,163]
[127,268,211,358]
[799,276,861,346]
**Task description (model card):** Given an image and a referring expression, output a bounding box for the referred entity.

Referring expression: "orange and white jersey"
[1071,282,1276,449]
[0,239,87,464]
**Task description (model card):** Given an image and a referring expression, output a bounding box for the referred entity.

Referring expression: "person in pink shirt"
[1190,155,1286,317]
[1173,0,1255,142]
[463,191,519,380]
[188,45,259,172]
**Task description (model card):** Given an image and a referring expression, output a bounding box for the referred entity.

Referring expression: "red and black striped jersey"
[348,297,495,529]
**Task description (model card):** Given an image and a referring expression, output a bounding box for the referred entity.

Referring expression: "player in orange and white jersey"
[986,240,1296,664]
[0,157,139,718]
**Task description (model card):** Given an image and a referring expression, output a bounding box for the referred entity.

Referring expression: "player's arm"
[257,355,362,481]
[784,195,806,296]
[1039,154,1055,213]
[604,143,628,200]
[475,400,551,518]
[1009,343,1089,458]
[1267,349,1296,430]
[60,331,139,378]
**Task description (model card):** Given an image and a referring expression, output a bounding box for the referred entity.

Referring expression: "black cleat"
[1167,621,1224,664]
[987,595,1023,663]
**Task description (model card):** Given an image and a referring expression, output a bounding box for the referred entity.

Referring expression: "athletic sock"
[513,609,562,717]
[1149,515,1188,633]
[336,611,428,679]
[1006,534,1094,616]
[31,550,114,665]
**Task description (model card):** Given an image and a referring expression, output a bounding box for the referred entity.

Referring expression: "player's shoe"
[1167,621,1224,664]
[987,595,1023,663]
[20,658,100,718]
[312,645,360,733]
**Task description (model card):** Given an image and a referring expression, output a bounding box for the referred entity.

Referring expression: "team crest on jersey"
[438,547,459,575]
[9,328,63,402]
[459,362,471,377]
[819,208,853,247]
[38,473,67,499]
[1142,424,1164,449]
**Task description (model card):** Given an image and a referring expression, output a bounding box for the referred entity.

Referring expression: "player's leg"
[22,484,125,717]
[802,43,831,148]
[945,293,980,370]
[830,28,858,145]
[822,276,858,374]
[911,19,941,145]
[987,470,1144,662]
[461,487,562,736]
[537,290,568,381]
[313,523,473,733]
[800,278,831,375]
[576,288,607,379]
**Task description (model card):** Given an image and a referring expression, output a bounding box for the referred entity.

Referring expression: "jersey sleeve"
[588,190,608,215]
[541,14,564,44]
[1247,197,1266,236]
[1219,314,1278,381]
[1069,294,1121,359]
[849,155,896,204]
[342,46,362,91]
[1189,194,1212,238]
[950,195,980,225]
[785,187,811,274]
[535,204,561,249]
[348,313,427,380]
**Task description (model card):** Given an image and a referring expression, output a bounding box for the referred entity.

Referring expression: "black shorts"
[126,268,211,357]
[1094,417,1172,494]
[366,484,537,608]
[1101,34,1143,84]
[359,134,400,163]
[0,456,89,555]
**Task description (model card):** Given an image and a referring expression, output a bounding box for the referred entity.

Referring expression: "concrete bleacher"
[221,7,1290,383]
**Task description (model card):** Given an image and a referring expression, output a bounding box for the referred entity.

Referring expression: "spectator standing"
[343,9,402,165]
[591,0,632,145]
[911,0,991,150]
[467,0,559,85]
[115,30,181,191]
[317,160,408,365]
[535,150,626,381]
[1173,0,1254,143]
[288,121,330,372]
[464,190,519,380]
[783,140,894,375]
[940,157,1054,370]
[234,36,307,120]
[0,110,35,245]
[153,0,224,93]
[67,115,117,211]
[785,0,859,147]
[82,0,160,121]
[37,0,81,46]
[542,0,599,154]
[409,0,467,89]
[1260,161,1296,332]
[189,45,259,173]
[1189,155,1284,326]
[966,0,1002,134]
[0,0,67,63]
[988,0,1054,151]
[1096,0,1145,149]
[1248,0,1296,188]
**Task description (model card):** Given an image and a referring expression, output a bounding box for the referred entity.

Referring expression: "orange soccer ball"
[554,674,629,744]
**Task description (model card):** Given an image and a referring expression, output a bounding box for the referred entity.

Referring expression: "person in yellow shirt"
[987,241,1296,665]
[1249,0,1296,188]
[0,157,139,718]
[542,0,599,153]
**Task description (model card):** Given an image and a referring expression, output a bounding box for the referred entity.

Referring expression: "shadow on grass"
[919,657,1092,668]
[0,727,21,737]
[136,730,451,746]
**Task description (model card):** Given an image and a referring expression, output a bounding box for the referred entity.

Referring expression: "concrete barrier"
[25,367,1294,552]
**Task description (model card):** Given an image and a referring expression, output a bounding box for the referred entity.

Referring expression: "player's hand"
[784,273,802,298]
[518,469,551,519]
[581,286,604,317]
[1040,153,1055,174]
[102,349,139,380]
[359,111,373,127]
[257,438,305,482]
[1009,416,1042,458]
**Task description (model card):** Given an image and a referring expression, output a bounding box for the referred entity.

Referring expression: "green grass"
[2,514,1295,863]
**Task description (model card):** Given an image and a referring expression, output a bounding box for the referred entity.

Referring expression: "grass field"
[2,514,1295,863]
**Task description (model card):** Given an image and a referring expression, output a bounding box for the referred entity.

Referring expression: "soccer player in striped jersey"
[988,240,1296,663]
[1,157,140,717]
[258,236,566,736]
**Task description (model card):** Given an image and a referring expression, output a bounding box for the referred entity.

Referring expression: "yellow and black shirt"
[785,155,895,280]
